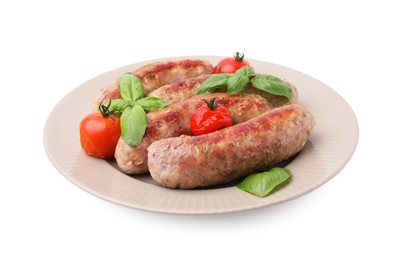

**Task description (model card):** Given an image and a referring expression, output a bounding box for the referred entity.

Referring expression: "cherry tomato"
[79,103,121,159]
[190,98,233,136]
[213,52,252,74]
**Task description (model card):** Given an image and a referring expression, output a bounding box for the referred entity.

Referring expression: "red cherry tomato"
[213,52,252,74]
[79,104,121,159]
[190,98,233,136]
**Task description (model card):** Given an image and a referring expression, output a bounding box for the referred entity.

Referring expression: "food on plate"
[79,101,121,159]
[213,52,252,73]
[79,55,315,195]
[190,98,233,136]
[115,93,274,174]
[94,59,213,110]
[237,167,292,197]
[147,104,315,189]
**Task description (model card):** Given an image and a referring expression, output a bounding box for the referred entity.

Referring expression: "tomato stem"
[98,98,113,118]
[202,98,220,110]
[233,52,245,62]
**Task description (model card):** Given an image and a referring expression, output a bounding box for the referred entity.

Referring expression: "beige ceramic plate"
[44,56,358,215]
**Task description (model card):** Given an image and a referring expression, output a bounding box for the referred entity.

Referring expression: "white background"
[1,0,409,259]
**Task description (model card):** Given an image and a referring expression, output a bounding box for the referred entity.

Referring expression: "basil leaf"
[237,167,291,197]
[227,74,249,94]
[195,74,231,95]
[135,97,170,111]
[235,66,255,78]
[119,73,144,103]
[120,105,147,147]
[109,99,130,113]
[251,75,292,101]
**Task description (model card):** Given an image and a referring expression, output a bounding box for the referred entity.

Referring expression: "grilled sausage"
[115,93,274,174]
[94,59,213,109]
[147,104,315,189]
[133,59,213,94]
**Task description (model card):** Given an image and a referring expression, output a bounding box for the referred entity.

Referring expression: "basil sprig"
[196,66,292,101]
[237,167,291,197]
[109,73,170,147]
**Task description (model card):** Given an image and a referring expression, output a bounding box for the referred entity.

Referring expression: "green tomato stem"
[98,98,113,118]
[202,98,220,110]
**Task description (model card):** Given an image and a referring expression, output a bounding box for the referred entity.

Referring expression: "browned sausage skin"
[115,93,274,174]
[94,59,213,109]
[133,60,213,94]
[147,104,315,189]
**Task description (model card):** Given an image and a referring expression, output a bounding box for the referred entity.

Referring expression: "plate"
[43,56,359,215]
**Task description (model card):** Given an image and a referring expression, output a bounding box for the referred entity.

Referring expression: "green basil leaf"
[227,74,249,94]
[237,167,291,197]
[135,97,170,111]
[251,75,292,100]
[119,73,144,103]
[235,66,255,78]
[109,99,130,113]
[120,105,147,147]
[195,74,231,95]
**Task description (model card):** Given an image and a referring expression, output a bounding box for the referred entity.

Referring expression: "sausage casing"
[133,59,213,94]
[147,104,315,189]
